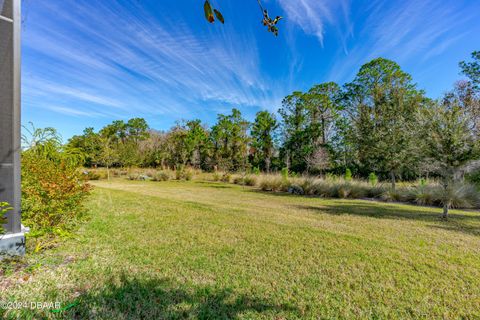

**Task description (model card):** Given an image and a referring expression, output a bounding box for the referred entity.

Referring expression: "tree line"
[68,52,480,191]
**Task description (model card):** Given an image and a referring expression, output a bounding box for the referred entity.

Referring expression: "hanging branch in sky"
[257,0,282,36]
[203,0,282,36]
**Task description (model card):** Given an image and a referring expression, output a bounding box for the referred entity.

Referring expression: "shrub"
[0,202,12,235]
[288,184,304,195]
[252,167,261,175]
[368,173,378,186]
[419,178,428,187]
[281,168,289,181]
[22,152,91,242]
[344,168,352,182]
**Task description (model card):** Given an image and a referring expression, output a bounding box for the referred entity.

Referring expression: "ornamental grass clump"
[435,183,480,209]
[233,175,245,185]
[212,171,222,181]
[299,177,317,195]
[152,171,171,182]
[221,173,232,183]
[243,175,258,186]
[381,189,408,202]
[259,175,285,192]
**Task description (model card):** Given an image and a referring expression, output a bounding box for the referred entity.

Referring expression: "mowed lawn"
[2,180,480,319]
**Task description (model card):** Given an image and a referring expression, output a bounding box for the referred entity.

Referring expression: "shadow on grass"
[295,202,480,237]
[248,189,480,236]
[205,185,233,189]
[64,275,298,319]
[194,181,233,189]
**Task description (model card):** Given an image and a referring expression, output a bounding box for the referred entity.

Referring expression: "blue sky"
[22,0,480,140]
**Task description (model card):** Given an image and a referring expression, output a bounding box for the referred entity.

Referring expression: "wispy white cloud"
[44,106,105,118]
[22,0,286,124]
[326,0,480,85]
[275,0,351,46]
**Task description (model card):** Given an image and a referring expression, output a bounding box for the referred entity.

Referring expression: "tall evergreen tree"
[211,109,250,171]
[344,58,425,189]
[279,92,310,172]
[251,111,278,172]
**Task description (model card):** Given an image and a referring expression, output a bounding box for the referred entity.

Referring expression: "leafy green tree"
[126,118,150,143]
[304,82,342,146]
[251,111,278,172]
[138,130,170,168]
[443,80,480,141]
[97,136,118,180]
[184,120,210,169]
[344,58,425,190]
[67,127,101,166]
[279,92,310,172]
[95,118,150,167]
[459,51,480,90]
[100,120,127,143]
[302,82,342,173]
[167,125,189,168]
[23,124,84,168]
[419,100,479,218]
[211,108,250,171]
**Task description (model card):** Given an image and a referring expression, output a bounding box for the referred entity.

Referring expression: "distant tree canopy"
[67,52,480,190]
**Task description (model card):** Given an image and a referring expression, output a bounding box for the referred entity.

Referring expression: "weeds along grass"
[2,180,479,319]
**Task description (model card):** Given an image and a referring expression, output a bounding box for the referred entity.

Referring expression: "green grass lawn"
[2,179,480,319]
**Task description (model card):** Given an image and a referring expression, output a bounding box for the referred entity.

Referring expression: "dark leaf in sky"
[214,9,225,24]
[204,0,215,23]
